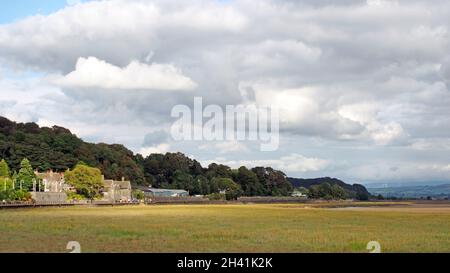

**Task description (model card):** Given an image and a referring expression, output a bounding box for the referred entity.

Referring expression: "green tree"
[308,183,347,200]
[133,190,145,200]
[17,158,36,191]
[0,189,31,201]
[212,177,242,200]
[206,163,233,179]
[196,175,210,195]
[1,177,15,191]
[297,187,309,195]
[331,184,347,200]
[252,167,293,196]
[209,177,219,193]
[0,116,307,196]
[0,159,10,177]
[354,185,370,200]
[65,164,104,199]
[308,185,321,199]
[235,166,263,196]
[172,170,194,193]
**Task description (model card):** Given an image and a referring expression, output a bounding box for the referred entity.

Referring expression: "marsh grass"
[0,203,448,253]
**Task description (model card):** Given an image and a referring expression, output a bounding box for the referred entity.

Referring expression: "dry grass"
[0,203,449,253]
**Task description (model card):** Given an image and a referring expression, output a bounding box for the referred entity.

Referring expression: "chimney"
[101,175,105,181]
[122,177,125,182]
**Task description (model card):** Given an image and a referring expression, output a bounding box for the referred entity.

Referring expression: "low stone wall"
[146,196,309,205]
[31,192,67,204]
[237,196,308,203]
[146,196,210,204]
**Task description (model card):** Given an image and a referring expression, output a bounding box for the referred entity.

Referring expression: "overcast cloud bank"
[1,0,450,184]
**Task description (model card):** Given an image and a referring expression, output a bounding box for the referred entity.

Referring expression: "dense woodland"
[288,177,370,200]
[0,116,293,197]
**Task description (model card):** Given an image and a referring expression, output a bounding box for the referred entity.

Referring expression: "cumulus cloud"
[200,153,329,173]
[139,143,171,157]
[241,40,322,72]
[52,57,197,91]
[250,85,364,138]
[0,0,247,72]
[340,161,450,183]
[271,154,330,173]
[199,141,249,154]
[1,0,450,183]
[410,138,450,151]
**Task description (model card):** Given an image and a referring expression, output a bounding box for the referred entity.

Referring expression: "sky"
[0,1,83,23]
[0,0,450,185]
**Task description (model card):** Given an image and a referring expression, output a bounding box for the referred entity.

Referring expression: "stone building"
[35,170,74,193]
[34,171,132,203]
[33,171,69,204]
[102,177,132,202]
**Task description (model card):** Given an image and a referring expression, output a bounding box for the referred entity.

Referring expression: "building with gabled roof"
[34,170,74,193]
[102,177,132,202]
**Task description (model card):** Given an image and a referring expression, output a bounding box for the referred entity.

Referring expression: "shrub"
[133,190,145,200]
[65,164,103,199]
[308,183,347,200]
[67,192,85,201]
[207,193,226,201]
[0,189,31,201]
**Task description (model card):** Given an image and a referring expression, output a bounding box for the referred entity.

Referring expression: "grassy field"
[0,203,449,253]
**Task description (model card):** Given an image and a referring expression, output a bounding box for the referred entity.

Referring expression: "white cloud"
[52,57,197,91]
[199,141,249,154]
[139,143,171,157]
[341,161,450,182]
[367,121,406,145]
[1,0,450,183]
[66,0,82,6]
[0,0,247,72]
[271,154,330,172]
[241,39,322,70]
[200,153,329,173]
[410,138,450,151]
[366,0,398,7]
[338,102,407,145]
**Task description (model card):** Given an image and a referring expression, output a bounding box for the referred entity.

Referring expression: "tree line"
[288,177,370,200]
[0,158,34,201]
[0,116,293,199]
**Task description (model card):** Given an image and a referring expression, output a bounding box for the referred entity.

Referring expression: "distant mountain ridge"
[288,177,370,199]
[368,184,450,199]
[365,181,450,188]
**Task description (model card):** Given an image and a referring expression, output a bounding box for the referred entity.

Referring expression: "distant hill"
[0,116,293,196]
[0,116,145,184]
[288,177,370,200]
[368,184,450,199]
[365,181,449,188]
